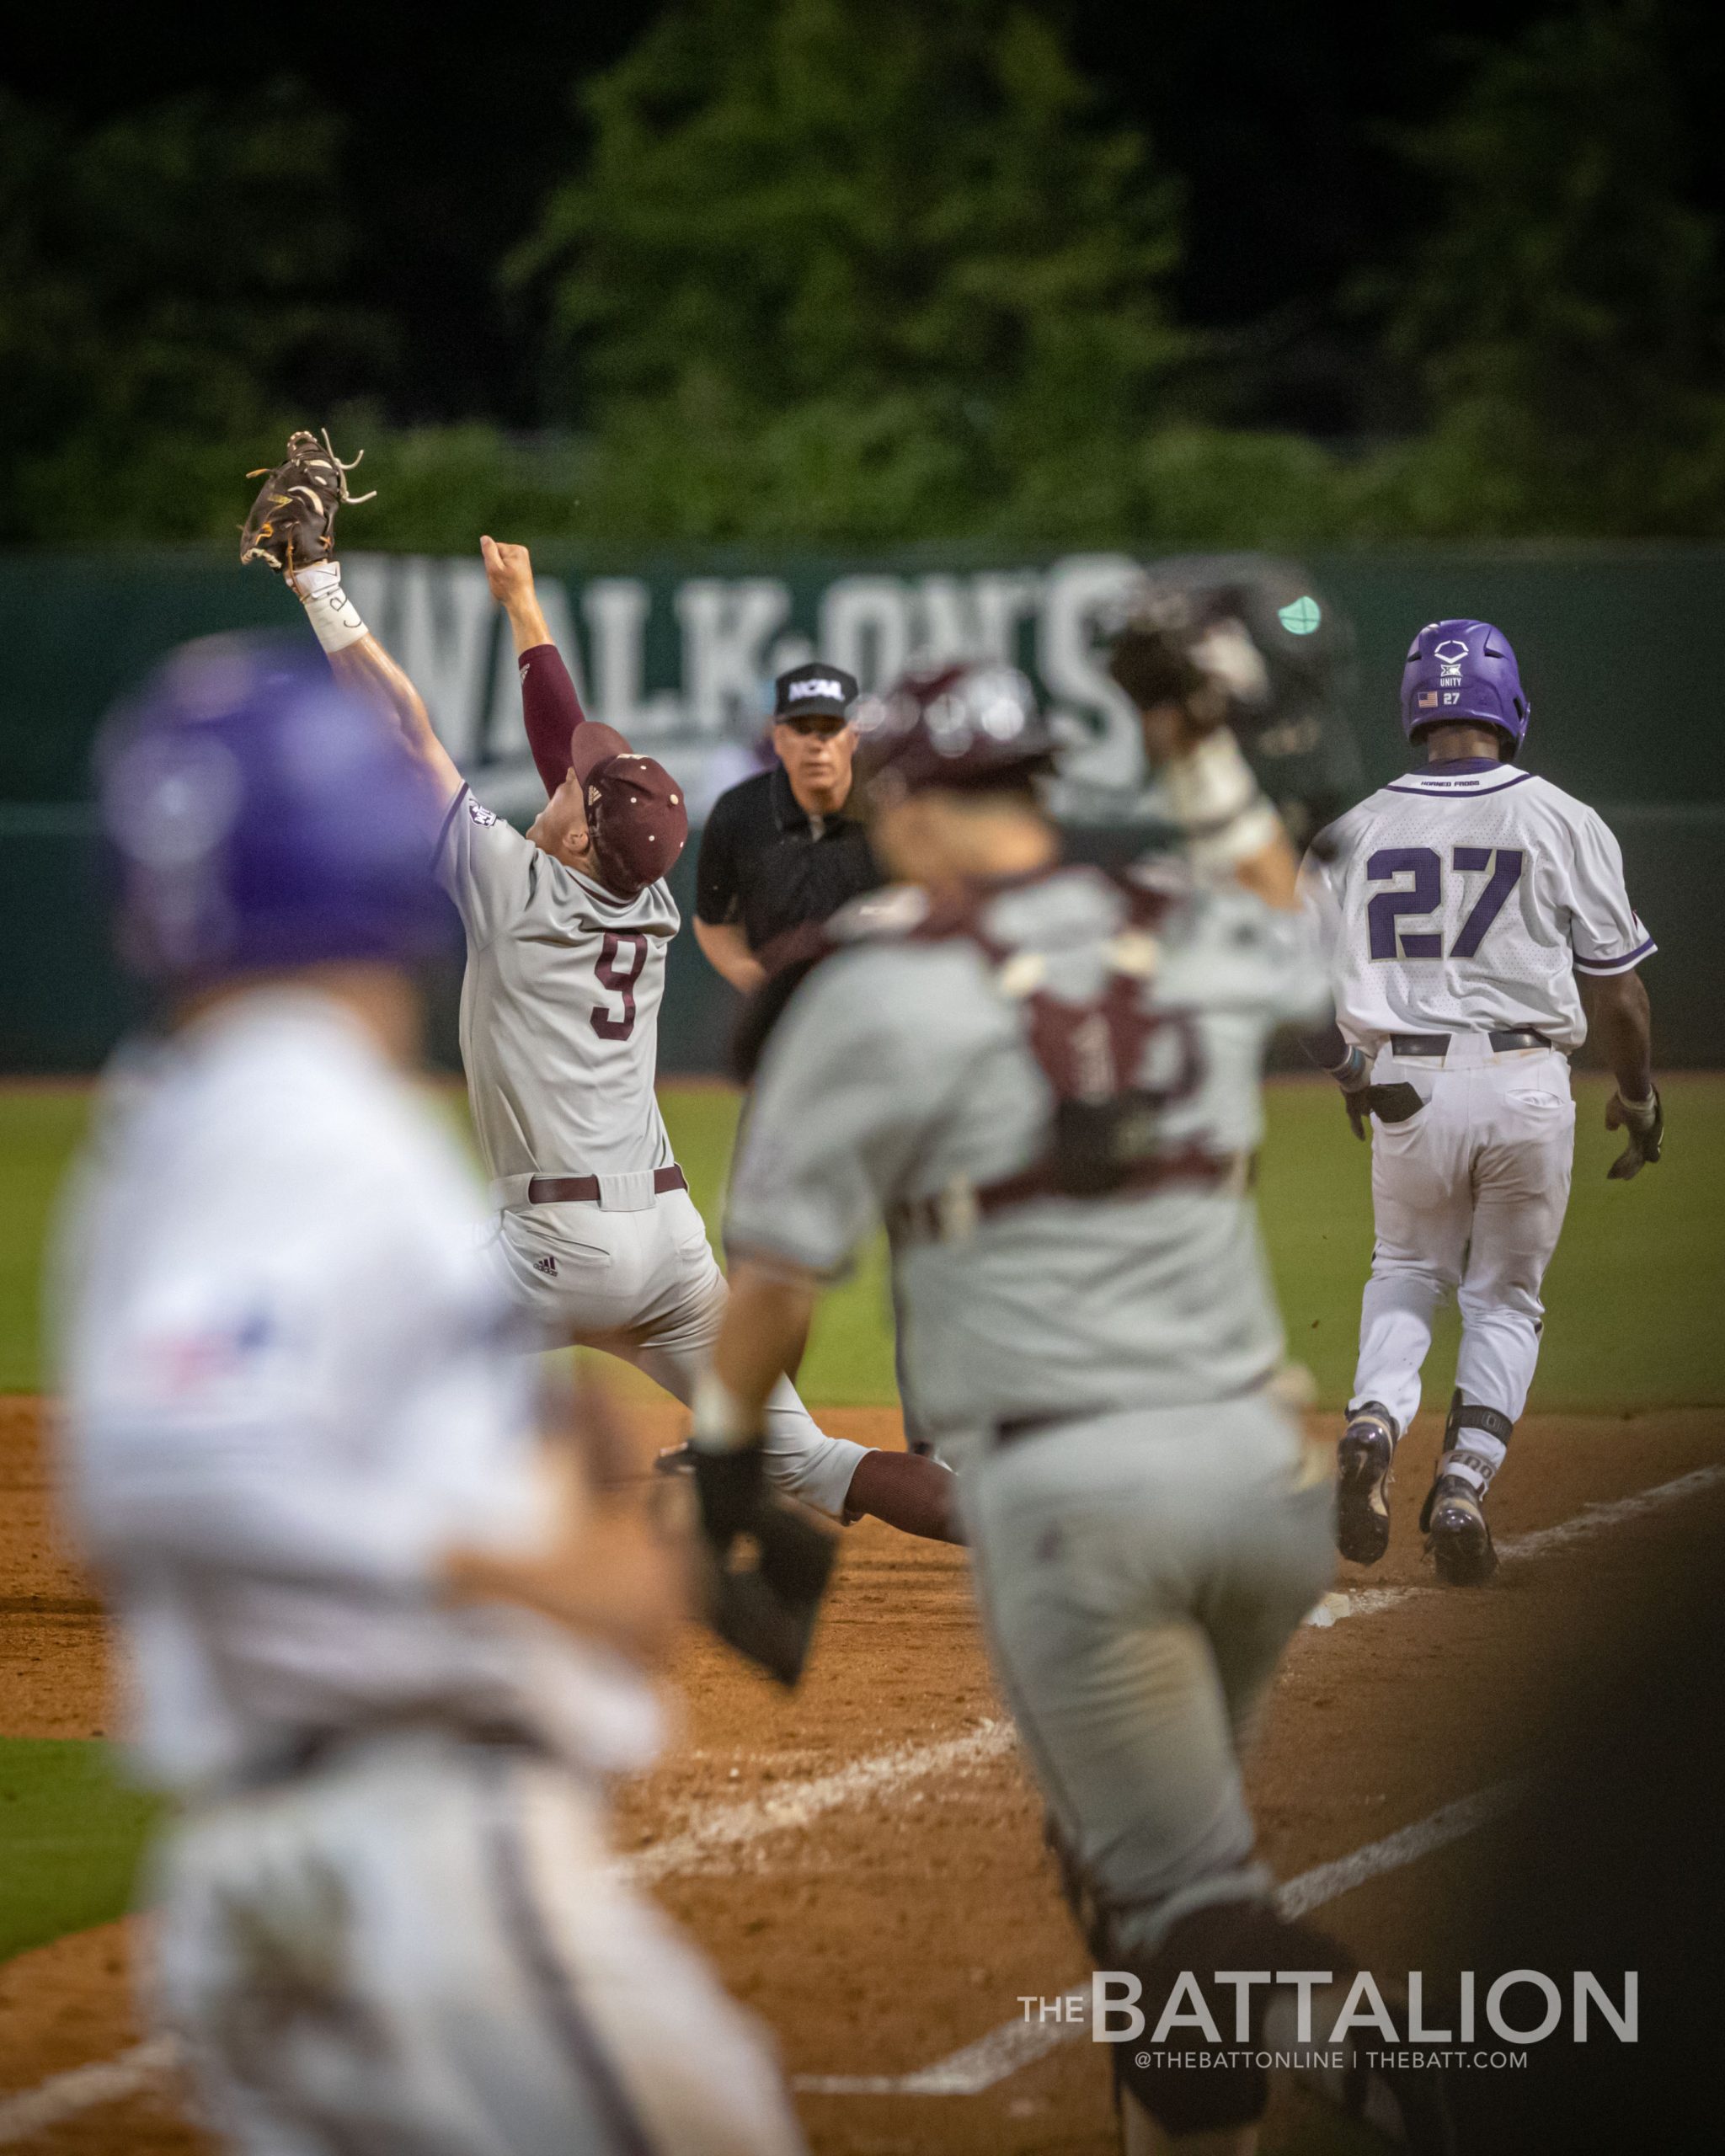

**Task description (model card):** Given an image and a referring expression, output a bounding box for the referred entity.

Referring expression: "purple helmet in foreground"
[99,634,451,981]
[1402,619,1530,759]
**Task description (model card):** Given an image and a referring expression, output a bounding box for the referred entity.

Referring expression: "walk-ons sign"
[341,552,1151,825]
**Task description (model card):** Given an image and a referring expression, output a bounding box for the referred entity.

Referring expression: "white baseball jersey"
[435,787,680,1183]
[51,990,662,1794]
[1303,760,1653,1053]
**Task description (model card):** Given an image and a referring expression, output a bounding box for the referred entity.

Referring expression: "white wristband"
[1162,728,1261,830]
[291,558,368,654]
[1161,728,1281,871]
[1186,803,1284,873]
[691,1372,755,1455]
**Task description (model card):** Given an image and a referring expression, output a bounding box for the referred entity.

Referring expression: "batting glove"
[1605,1088,1664,1180]
[1327,1046,1375,1140]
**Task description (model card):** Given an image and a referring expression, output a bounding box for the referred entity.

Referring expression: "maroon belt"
[890,1145,1241,1242]
[526,1166,687,1205]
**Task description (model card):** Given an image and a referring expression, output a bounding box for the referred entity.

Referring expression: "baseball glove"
[239,429,375,575]
[1104,558,1362,849]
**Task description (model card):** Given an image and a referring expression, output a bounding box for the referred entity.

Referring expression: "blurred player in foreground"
[240,431,953,1550]
[1305,620,1659,1583]
[694,582,1452,2152]
[51,637,806,2153]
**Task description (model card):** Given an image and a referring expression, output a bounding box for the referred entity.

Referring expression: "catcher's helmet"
[1105,557,1362,845]
[99,633,452,982]
[851,664,1056,803]
[1401,619,1530,759]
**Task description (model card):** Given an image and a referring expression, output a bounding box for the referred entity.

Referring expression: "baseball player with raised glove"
[1302,622,1660,1586]
[238,434,959,1673]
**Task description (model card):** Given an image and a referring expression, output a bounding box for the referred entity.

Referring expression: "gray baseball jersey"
[435,787,679,1183]
[725,863,1331,1449]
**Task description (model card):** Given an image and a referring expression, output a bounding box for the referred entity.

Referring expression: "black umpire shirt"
[695,763,884,956]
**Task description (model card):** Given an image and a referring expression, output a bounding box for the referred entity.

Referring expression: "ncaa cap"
[773,661,859,722]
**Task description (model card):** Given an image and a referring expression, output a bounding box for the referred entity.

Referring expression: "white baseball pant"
[1352,1038,1575,1447]
[483,1187,867,1519]
[150,1730,806,2156]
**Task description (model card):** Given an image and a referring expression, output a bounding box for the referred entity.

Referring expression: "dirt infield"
[6,1391,1725,2153]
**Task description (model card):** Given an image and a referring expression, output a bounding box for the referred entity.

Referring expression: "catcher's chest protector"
[942,876,1211,1204]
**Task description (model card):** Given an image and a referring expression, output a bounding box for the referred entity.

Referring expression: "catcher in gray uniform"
[242,434,954,1555]
[691,618,1450,2149]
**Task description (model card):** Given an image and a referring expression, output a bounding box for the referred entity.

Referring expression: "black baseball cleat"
[1423,1474,1498,1586]
[1336,1404,1397,1566]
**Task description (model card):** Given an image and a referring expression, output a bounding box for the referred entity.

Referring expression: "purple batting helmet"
[98,633,452,981]
[1402,619,1530,758]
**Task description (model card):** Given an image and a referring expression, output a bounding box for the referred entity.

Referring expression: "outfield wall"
[2,545,1720,1071]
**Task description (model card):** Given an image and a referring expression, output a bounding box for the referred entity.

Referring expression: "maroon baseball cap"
[585,750,688,895]
[569,720,633,787]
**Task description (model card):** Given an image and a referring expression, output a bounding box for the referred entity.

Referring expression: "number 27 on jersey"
[1367,846,1524,962]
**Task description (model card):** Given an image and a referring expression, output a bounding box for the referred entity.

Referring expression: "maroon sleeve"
[518,643,631,799]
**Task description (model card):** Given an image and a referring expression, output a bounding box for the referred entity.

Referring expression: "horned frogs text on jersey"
[725,866,1330,1450]
[51,991,661,1792]
[437,788,680,1182]
[1303,761,1653,1054]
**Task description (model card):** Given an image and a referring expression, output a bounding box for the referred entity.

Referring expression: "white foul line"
[793,1463,1725,2098]
[0,2040,179,2148]
[622,1719,1014,1883]
[1499,1461,1725,1558]
[794,1779,1525,2097]
[3,1459,1719,2141]
[1303,1460,1725,1629]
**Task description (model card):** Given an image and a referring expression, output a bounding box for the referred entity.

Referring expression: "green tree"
[1380,0,1725,534]
[0,88,372,543]
[516,0,1188,541]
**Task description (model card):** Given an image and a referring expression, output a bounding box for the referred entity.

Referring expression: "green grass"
[4,1073,1722,1410]
[0,1739,160,1961]
[1259,1072,1725,1412]
[660,1085,900,1406]
[0,1090,92,1393]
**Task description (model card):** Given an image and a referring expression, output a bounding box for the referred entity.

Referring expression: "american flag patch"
[1418,691,1439,708]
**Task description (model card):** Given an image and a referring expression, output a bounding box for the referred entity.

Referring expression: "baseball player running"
[244,433,954,1545]
[1305,620,1659,1585]
[687,611,1450,2151]
[53,634,806,2154]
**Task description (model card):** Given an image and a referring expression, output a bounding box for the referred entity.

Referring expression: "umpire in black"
[692,661,883,994]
